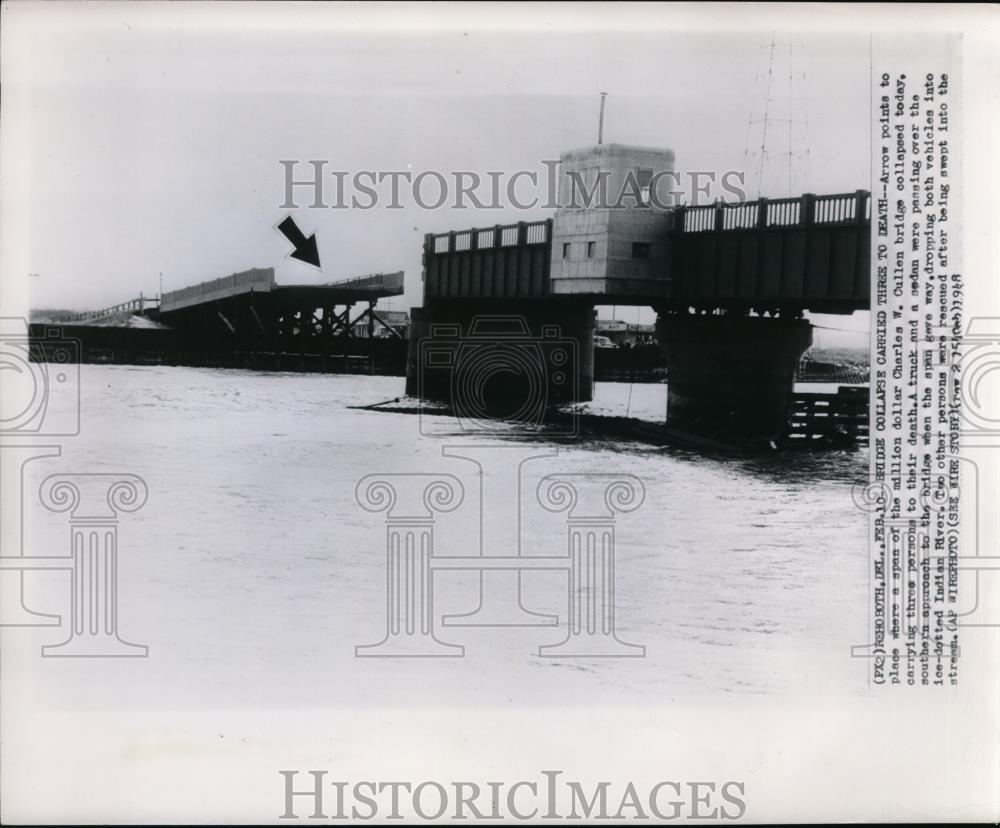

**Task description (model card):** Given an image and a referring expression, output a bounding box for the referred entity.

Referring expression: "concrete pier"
[656,314,813,441]
[405,299,596,413]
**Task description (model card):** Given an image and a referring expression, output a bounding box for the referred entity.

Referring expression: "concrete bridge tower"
[549,143,676,301]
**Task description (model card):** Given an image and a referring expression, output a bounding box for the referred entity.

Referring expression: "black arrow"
[276,215,321,269]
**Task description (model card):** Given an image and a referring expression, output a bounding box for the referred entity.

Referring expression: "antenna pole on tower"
[598,92,608,145]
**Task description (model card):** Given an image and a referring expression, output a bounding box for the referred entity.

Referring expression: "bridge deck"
[669,191,870,313]
[157,268,404,317]
[147,267,405,343]
[271,274,404,309]
[422,192,870,314]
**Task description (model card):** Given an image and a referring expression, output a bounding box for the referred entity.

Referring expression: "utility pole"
[598,92,608,145]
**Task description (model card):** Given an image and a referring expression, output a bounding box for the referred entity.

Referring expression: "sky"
[2,4,873,342]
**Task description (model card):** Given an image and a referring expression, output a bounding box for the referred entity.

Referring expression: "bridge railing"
[673,190,870,233]
[323,271,405,294]
[69,295,157,322]
[429,219,551,255]
[159,267,275,314]
[668,190,871,312]
[424,220,553,301]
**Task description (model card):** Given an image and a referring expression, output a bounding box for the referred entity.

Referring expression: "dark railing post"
[491,224,504,297]
[422,233,434,303]
[543,218,554,293]
[368,300,375,375]
[421,233,433,268]
[852,190,870,299]
[714,198,724,231]
[515,223,528,296]
[672,205,687,233]
[446,231,456,297]
[800,193,816,226]
[854,190,868,224]
[756,197,770,229]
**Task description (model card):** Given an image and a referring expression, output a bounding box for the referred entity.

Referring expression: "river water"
[15,364,870,712]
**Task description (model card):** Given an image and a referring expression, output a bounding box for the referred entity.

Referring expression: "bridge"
[152,268,405,346]
[421,191,868,312]
[46,142,869,445]
[37,268,407,374]
[408,143,870,443]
